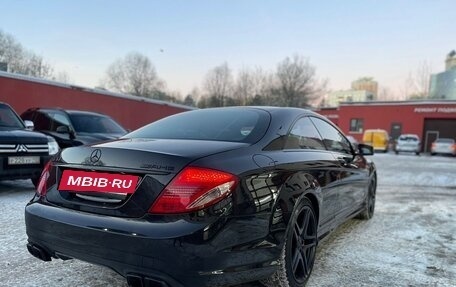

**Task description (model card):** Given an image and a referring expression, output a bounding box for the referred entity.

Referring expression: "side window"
[33,112,51,130]
[48,112,71,132]
[285,117,326,150]
[310,117,352,154]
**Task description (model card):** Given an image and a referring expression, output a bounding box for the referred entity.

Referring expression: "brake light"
[149,167,238,214]
[36,161,52,197]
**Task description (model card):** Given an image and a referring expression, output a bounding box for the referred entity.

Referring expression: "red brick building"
[0,71,193,130]
[317,101,456,152]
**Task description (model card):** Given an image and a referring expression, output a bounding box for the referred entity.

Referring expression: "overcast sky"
[1,0,455,97]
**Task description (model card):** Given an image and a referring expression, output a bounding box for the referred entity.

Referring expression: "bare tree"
[276,54,325,107]
[412,61,432,99]
[203,62,233,107]
[104,52,164,98]
[22,53,53,78]
[233,67,275,106]
[0,31,23,70]
[53,71,72,84]
[400,61,433,100]
[0,30,53,78]
[233,68,255,105]
[399,72,415,99]
[378,86,401,101]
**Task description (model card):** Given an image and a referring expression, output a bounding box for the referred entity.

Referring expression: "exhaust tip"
[127,274,169,287]
[127,275,143,287]
[27,243,51,262]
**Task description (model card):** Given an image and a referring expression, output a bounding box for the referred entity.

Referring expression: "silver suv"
[395,134,420,155]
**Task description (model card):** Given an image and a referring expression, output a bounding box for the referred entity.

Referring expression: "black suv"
[21,108,127,149]
[0,102,59,185]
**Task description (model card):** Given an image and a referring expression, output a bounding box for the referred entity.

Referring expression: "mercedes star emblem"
[90,149,102,163]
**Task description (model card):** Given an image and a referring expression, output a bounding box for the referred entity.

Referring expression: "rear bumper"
[431,148,456,155]
[25,202,279,287]
[395,145,419,152]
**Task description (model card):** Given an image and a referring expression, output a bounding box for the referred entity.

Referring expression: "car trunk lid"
[45,138,248,217]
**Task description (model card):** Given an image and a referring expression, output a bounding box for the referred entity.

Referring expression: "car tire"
[415,152,420,156]
[261,198,317,287]
[431,153,436,156]
[395,150,398,155]
[357,173,376,220]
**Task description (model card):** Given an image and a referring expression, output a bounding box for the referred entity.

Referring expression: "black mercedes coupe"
[25,107,376,287]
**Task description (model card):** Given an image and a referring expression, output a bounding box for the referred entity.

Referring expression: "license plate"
[58,170,139,194]
[8,156,40,165]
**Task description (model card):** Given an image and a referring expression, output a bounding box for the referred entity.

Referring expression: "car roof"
[27,107,108,117]
[66,110,109,117]
[436,138,454,141]
[364,129,388,133]
[203,106,321,118]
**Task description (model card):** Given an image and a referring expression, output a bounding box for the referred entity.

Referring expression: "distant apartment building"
[326,90,374,107]
[429,50,456,100]
[351,77,378,98]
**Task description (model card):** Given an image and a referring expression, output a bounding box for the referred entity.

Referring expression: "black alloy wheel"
[288,201,318,285]
[262,198,318,287]
[367,181,376,218]
[357,174,376,220]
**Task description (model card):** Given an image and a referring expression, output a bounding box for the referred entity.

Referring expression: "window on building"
[349,118,364,133]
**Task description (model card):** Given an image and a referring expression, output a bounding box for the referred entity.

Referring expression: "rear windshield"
[436,138,455,144]
[126,108,270,143]
[0,104,25,129]
[399,135,418,141]
[69,114,126,134]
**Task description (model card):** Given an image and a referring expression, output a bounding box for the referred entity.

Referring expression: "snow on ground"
[0,153,455,286]
[373,153,456,187]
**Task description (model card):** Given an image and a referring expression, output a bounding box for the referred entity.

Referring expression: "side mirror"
[56,125,76,139]
[358,143,374,156]
[24,120,34,131]
[56,125,70,134]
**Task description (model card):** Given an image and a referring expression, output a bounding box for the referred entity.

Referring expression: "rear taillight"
[36,161,52,197]
[149,166,238,214]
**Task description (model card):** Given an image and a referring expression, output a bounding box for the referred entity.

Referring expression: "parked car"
[362,129,389,152]
[395,134,421,155]
[431,138,456,156]
[21,108,127,149]
[0,102,59,186]
[25,107,376,287]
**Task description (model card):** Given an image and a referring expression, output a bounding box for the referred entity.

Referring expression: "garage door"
[423,119,456,152]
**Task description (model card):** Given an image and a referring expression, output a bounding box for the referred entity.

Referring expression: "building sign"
[325,114,339,119]
[414,107,456,113]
